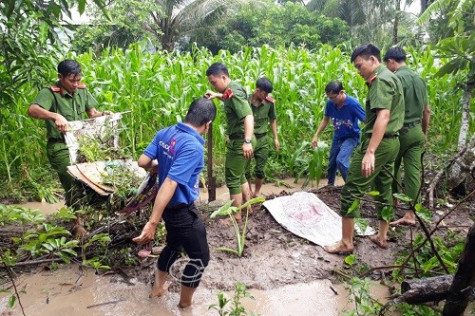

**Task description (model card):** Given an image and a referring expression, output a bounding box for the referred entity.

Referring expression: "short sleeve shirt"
[249,95,277,135]
[32,83,98,139]
[224,81,252,137]
[143,122,205,207]
[364,65,405,136]
[324,95,365,141]
[395,66,428,123]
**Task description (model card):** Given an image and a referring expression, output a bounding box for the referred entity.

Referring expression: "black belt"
[229,134,243,140]
[255,133,267,139]
[368,133,397,139]
[403,121,421,128]
[47,138,65,143]
[165,203,192,211]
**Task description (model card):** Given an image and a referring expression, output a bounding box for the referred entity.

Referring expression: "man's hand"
[132,221,158,244]
[54,113,69,133]
[102,110,113,116]
[311,136,318,148]
[361,152,375,178]
[205,90,222,100]
[242,142,253,159]
[274,138,280,151]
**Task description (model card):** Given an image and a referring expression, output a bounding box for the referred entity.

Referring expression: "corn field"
[0,44,471,201]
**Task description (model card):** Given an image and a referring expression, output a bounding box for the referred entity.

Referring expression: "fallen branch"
[427,139,474,208]
[383,165,450,275]
[0,253,26,316]
[86,299,125,309]
[443,223,475,315]
[0,257,62,268]
[393,275,454,304]
[361,189,475,279]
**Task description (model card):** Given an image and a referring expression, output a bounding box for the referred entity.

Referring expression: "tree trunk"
[393,0,401,45]
[420,0,429,14]
[457,81,474,150]
[428,135,475,207]
[443,223,475,316]
[394,275,453,304]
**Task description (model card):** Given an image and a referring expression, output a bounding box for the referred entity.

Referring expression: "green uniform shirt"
[364,65,404,136]
[394,66,428,123]
[249,94,276,135]
[224,81,252,137]
[33,82,98,140]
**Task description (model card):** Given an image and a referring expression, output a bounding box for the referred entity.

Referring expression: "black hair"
[206,62,229,77]
[256,77,273,93]
[351,44,381,62]
[383,47,407,62]
[325,81,343,94]
[185,97,217,126]
[57,59,82,76]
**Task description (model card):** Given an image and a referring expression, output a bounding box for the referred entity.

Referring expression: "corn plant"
[209,282,258,316]
[1,44,472,201]
[210,197,265,257]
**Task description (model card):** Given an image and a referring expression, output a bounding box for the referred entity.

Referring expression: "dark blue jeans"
[158,205,210,288]
[327,137,359,185]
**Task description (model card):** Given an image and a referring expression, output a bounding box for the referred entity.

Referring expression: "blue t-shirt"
[324,95,365,141]
[143,122,205,207]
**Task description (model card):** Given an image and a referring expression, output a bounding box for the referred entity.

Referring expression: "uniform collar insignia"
[265,96,275,103]
[367,74,377,85]
[222,88,234,100]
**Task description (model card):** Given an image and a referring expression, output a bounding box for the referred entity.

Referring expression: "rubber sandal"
[137,242,152,258]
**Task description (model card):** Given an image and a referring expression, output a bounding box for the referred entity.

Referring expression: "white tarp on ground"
[263,191,374,247]
[64,113,123,164]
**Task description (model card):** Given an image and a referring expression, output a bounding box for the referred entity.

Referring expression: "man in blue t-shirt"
[311,81,365,185]
[133,98,216,308]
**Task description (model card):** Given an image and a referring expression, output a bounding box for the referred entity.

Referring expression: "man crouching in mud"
[133,97,216,308]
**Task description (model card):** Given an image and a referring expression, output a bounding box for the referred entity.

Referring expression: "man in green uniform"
[205,63,254,222]
[324,44,404,255]
[384,47,431,226]
[246,77,280,198]
[28,60,111,233]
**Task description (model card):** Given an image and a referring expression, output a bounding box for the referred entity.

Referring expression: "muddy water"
[6,178,357,315]
[16,177,345,215]
[0,265,384,316]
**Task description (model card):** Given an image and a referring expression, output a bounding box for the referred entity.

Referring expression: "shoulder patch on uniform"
[367,74,377,85]
[265,96,275,103]
[222,88,234,100]
[50,86,61,92]
[77,83,87,89]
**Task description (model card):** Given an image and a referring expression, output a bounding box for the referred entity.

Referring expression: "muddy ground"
[126,184,474,293]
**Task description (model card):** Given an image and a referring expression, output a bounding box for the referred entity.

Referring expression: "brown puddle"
[4,177,365,316]
[0,265,386,316]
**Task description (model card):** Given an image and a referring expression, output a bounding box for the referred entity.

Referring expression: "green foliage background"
[1,43,472,200]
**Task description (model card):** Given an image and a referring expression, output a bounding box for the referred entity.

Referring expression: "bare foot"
[323,241,354,255]
[390,216,416,226]
[369,235,388,249]
[178,301,192,308]
[150,281,171,298]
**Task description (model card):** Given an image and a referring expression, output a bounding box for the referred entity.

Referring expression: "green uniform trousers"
[225,138,256,195]
[47,141,74,206]
[392,124,425,203]
[341,136,400,219]
[245,135,269,180]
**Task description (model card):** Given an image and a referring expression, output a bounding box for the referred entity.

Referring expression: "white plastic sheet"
[263,191,374,247]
